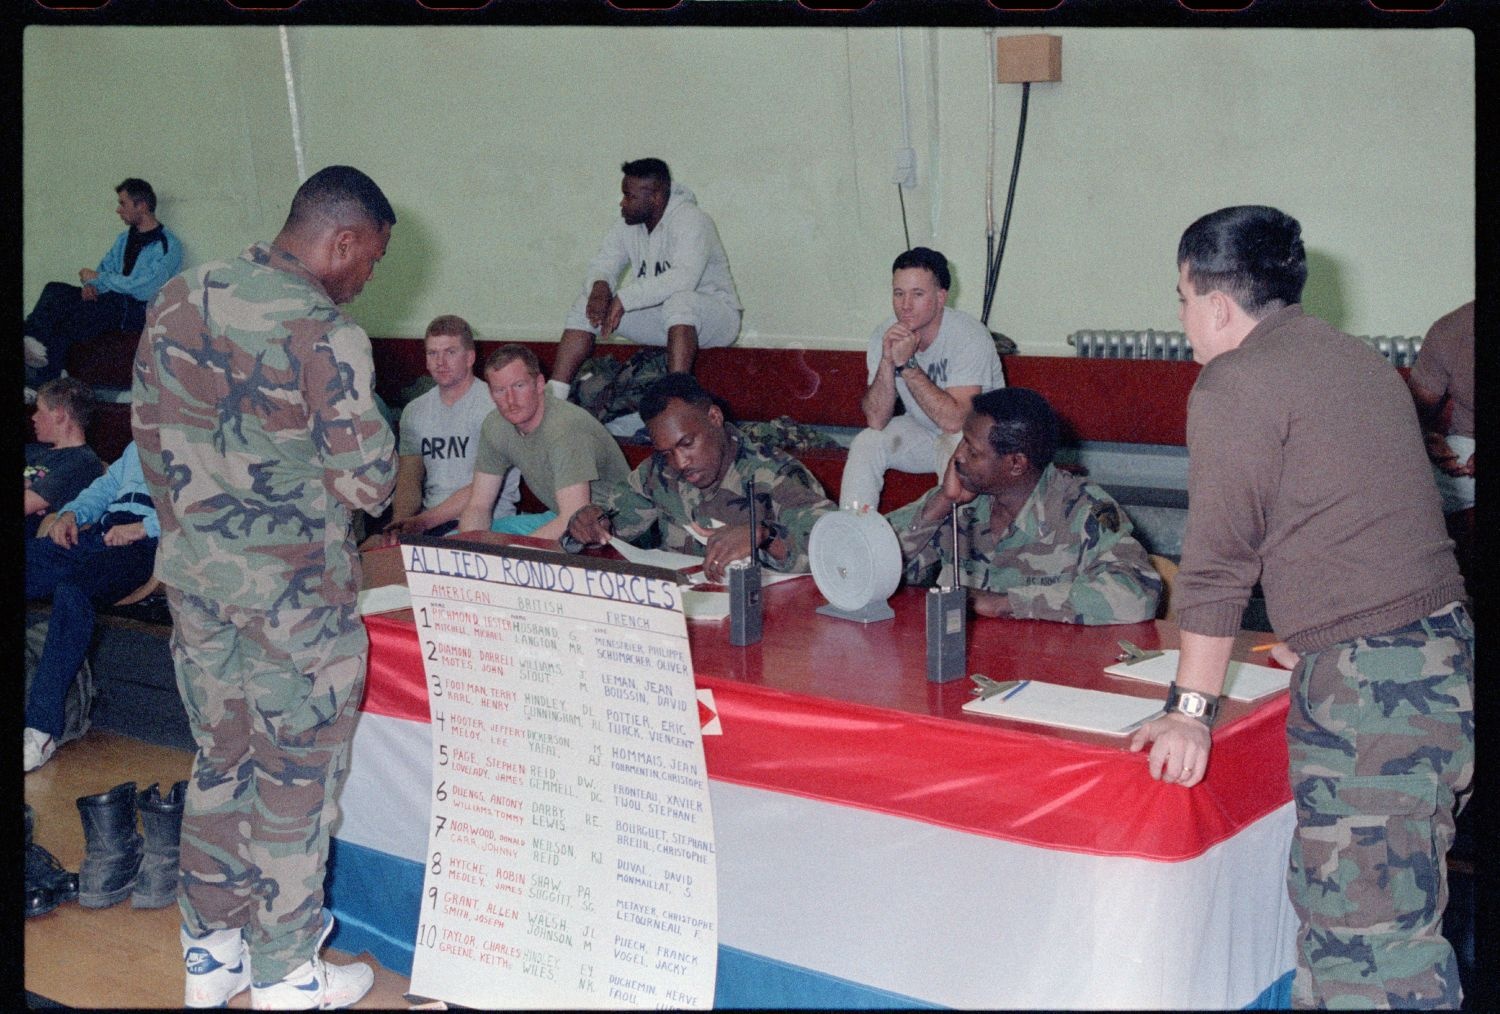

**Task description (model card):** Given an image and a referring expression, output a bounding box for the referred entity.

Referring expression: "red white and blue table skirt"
[329,614,1296,1008]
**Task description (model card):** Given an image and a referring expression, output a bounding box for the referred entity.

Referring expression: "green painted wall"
[23,25,1473,354]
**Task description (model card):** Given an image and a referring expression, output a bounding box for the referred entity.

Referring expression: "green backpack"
[572,348,671,424]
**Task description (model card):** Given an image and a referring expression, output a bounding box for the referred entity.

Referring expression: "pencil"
[1251,643,1276,652]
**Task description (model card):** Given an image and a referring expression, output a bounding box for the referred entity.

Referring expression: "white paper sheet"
[682,589,732,620]
[1103,650,1290,702]
[961,680,1165,736]
[357,581,411,616]
[609,537,703,572]
[608,537,809,588]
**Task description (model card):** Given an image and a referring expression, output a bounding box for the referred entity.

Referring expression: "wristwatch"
[896,356,921,377]
[1163,681,1220,728]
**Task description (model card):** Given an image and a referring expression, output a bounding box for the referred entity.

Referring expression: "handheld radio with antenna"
[729,477,763,646]
[925,500,968,682]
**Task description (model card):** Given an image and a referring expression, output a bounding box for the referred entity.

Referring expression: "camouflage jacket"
[595,423,836,573]
[887,464,1160,625]
[131,242,397,610]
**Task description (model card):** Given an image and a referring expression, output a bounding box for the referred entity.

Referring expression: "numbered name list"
[404,544,718,1010]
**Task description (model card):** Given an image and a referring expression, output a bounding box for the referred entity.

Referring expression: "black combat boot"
[25,803,78,918]
[75,781,143,908]
[132,780,186,909]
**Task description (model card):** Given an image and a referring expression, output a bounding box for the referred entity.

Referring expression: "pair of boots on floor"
[28,780,184,916]
[38,780,374,1009]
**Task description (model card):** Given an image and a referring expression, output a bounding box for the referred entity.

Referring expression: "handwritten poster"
[402,539,718,1009]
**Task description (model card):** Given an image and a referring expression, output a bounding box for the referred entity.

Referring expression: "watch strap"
[1163,681,1220,728]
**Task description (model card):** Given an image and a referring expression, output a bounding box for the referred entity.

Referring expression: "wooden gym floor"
[23,730,417,1009]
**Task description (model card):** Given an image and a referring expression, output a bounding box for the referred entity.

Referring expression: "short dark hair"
[621,158,671,190]
[285,165,397,234]
[484,344,541,380]
[1177,205,1306,317]
[116,178,157,212]
[892,246,950,291]
[425,314,475,352]
[972,387,1059,470]
[37,376,96,430]
[640,372,714,423]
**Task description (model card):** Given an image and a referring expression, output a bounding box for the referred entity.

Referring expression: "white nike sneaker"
[251,912,373,1010]
[23,728,56,773]
[183,924,252,1007]
[24,335,48,368]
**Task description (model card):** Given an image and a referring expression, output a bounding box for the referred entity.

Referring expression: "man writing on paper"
[1131,206,1470,1009]
[565,372,836,583]
[369,315,521,545]
[133,165,398,1009]
[456,344,629,541]
[546,158,741,397]
[840,246,1004,510]
[888,387,1159,624]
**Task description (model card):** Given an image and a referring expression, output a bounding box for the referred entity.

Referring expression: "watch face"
[1168,687,1218,725]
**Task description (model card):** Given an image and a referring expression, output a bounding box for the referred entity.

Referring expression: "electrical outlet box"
[892,147,917,188]
[996,34,1062,84]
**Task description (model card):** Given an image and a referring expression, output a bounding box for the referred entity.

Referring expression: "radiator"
[1067,329,1193,361]
[1066,329,1424,367]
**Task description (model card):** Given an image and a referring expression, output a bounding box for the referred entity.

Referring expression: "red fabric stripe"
[696,674,1289,861]
[361,613,1290,860]
[363,614,433,723]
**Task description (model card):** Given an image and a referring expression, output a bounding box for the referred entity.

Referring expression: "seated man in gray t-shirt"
[372,315,520,546]
[840,247,1004,511]
[457,344,630,541]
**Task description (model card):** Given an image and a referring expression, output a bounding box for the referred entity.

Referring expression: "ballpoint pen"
[1000,679,1030,701]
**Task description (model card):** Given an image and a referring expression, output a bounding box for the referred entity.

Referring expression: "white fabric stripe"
[336,712,433,861]
[334,714,1298,1009]
[710,781,1298,1010]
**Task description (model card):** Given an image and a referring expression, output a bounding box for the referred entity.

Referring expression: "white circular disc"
[808,509,903,612]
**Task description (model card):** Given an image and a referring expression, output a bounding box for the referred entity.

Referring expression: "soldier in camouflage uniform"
[132,166,398,1009]
[565,372,836,583]
[887,387,1160,625]
[1132,206,1471,1008]
[1285,609,1473,1008]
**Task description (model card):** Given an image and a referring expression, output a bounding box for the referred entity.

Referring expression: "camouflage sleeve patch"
[1089,501,1122,534]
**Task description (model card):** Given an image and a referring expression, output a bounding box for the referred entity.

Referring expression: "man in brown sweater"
[1129,206,1471,1008]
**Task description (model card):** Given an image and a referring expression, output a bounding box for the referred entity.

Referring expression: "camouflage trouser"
[1286,602,1474,1009]
[166,587,368,983]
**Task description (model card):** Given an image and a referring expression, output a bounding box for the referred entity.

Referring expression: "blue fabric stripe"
[1245,970,1294,1009]
[324,839,1294,1009]
[325,838,424,976]
[714,944,941,1009]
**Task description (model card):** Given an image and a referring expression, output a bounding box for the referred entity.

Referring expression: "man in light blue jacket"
[24,441,159,772]
[24,178,183,386]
